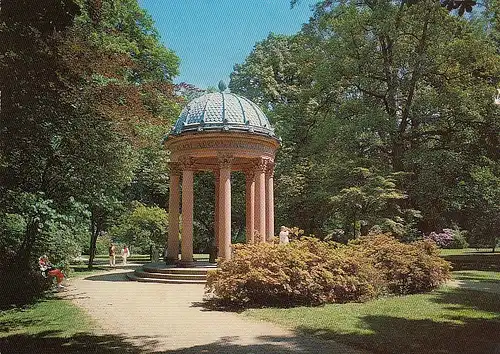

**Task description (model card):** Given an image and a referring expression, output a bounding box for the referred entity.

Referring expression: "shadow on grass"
[433,287,500,313]
[0,331,356,354]
[0,318,42,334]
[443,254,500,271]
[0,330,154,353]
[294,287,500,354]
[297,316,500,354]
[453,272,500,285]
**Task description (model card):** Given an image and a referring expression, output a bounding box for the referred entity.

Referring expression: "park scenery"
[0,0,499,353]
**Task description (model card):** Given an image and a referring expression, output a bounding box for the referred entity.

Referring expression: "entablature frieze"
[168,138,277,156]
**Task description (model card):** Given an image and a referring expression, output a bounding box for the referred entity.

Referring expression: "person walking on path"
[121,245,130,265]
[109,243,116,267]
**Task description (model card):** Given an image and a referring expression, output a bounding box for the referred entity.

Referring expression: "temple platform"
[127,261,217,284]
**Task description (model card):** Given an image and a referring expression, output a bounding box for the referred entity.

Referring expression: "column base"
[176,260,195,268]
[165,257,178,265]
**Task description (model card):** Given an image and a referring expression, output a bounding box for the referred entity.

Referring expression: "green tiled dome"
[170,92,275,137]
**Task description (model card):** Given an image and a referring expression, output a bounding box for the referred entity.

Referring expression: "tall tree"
[0,0,182,270]
[231,0,499,243]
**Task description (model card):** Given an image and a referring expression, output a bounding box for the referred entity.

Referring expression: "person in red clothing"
[39,255,65,289]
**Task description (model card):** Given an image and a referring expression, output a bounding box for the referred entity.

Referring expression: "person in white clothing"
[121,245,130,265]
[279,226,289,244]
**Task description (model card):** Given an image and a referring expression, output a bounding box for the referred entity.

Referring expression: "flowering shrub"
[206,238,381,307]
[424,229,454,248]
[205,234,451,307]
[350,234,452,294]
[424,229,469,249]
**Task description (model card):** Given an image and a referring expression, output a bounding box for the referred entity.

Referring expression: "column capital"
[168,161,182,176]
[265,161,275,177]
[179,156,196,170]
[244,169,255,181]
[217,153,234,169]
[254,157,270,173]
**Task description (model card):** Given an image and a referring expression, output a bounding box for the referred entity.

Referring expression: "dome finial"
[218,80,227,92]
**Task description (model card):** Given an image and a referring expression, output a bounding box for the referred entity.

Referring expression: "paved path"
[62,268,366,353]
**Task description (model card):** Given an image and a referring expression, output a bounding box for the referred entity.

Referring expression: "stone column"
[218,154,233,259]
[214,170,220,258]
[179,157,195,267]
[266,162,275,242]
[245,170,255,244]
[166,162,181,264]
[254,158,267,243]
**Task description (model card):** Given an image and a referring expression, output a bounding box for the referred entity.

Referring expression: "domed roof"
[169,92,276,137]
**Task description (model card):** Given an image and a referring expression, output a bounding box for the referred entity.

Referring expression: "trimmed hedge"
[205,234,451,308]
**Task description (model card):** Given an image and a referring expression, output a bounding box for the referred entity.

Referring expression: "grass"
[67,264,110,278]
[0,297,94,338]
[82,253,210,261]
[440,250,500,271]
[0,296,147,353]
[244,271,500,354]
[453,270,500,284]
[440,248,497,256]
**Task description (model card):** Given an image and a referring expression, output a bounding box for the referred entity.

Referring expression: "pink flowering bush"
[424,229,468,249]
[424,229,454,248]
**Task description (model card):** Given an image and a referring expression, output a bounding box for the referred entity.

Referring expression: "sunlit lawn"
[440,248,498,256]
[0,296,141,352]
[0,297,94,339]
[244,271,500,354]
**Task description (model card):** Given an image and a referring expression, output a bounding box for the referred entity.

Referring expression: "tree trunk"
[88,212,99,269]
[18,220,38,270]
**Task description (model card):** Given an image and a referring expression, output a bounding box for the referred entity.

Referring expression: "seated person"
[39,255,65,289]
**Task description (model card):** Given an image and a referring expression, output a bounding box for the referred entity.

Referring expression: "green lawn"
[83,253,210,262]
[440,248,497,256]
[0,297,94,339]
[67,264,111,278]
[0,295,142,352]
[244,271,500,354]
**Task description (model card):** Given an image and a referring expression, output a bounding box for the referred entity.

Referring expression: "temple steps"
[127,262,217,284]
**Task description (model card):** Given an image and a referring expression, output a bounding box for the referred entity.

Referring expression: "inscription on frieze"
[174,140,274,154]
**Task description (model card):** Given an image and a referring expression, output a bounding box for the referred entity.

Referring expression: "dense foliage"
[108,203,168,254]
[0,0,180,306]
[206,234,451,307]
[230,0,500,248]
[350,234,452,294]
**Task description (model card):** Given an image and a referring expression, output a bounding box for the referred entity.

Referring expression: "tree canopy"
[231,0,500,246]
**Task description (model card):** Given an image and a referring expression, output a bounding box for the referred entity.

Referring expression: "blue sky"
[139,1,315,89]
